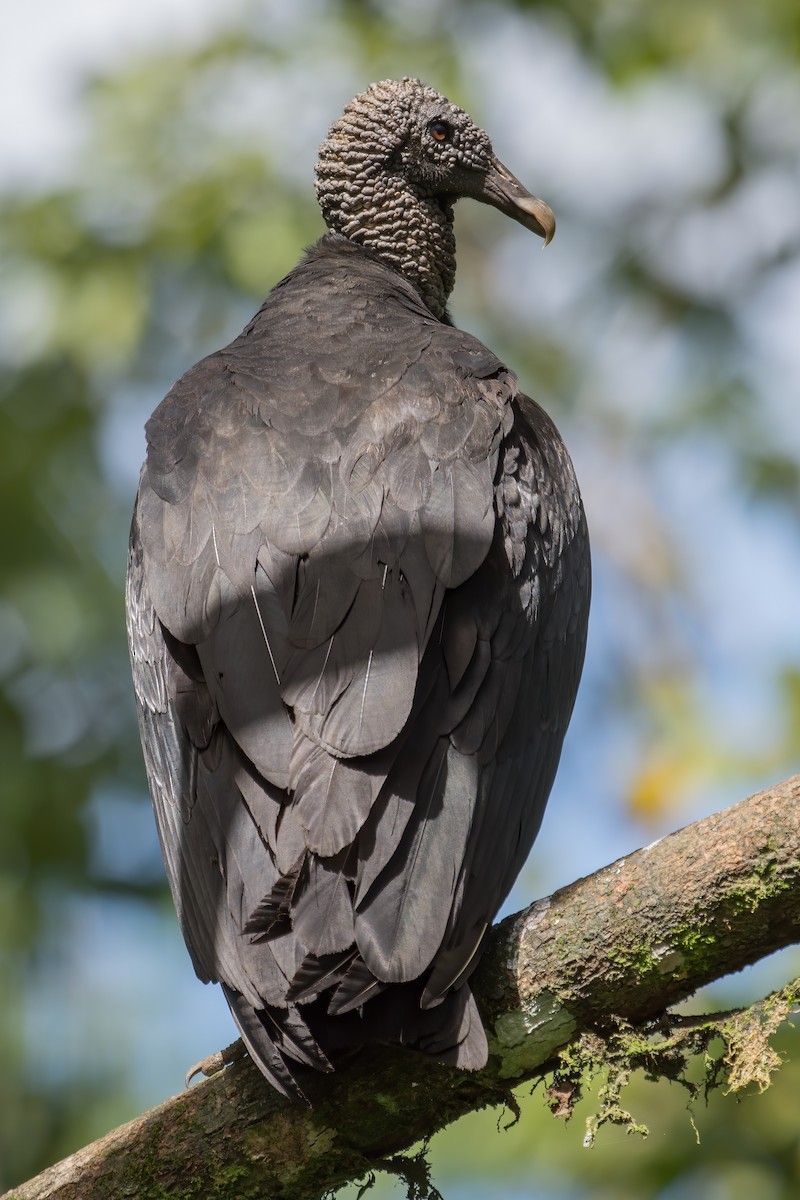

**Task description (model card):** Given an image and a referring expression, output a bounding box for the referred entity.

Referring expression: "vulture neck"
[322,179,457,319]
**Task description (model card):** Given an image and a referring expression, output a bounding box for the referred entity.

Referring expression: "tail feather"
[222,971,488,1100]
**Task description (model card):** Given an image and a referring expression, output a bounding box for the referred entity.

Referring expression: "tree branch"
[6,775,800,1200]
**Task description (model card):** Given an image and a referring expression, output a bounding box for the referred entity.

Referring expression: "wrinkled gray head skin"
[316,78,555,318]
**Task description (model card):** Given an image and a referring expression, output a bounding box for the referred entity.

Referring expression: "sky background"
[2,2,800,1195]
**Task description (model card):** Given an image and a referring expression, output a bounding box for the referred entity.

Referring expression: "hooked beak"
[477,156,556,246]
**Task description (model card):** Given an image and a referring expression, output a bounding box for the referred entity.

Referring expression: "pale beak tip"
[514,194,556,246]
[537,204,556,247]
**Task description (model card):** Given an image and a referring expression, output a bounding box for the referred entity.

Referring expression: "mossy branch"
[5,775,800,1200]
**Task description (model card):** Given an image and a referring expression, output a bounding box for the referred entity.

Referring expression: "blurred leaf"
[1,1,800,1194]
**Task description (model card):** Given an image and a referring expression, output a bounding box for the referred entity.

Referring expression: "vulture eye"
[428,120,451,143]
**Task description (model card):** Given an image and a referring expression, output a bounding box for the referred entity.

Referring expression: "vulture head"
[315,77,555,317]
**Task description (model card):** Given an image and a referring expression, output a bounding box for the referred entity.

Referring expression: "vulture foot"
[185,1038,246,1087]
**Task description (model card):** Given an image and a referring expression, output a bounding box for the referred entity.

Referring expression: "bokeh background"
[2,1,800,1196]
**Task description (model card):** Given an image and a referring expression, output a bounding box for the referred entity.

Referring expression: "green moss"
[213,1163,253,1191]
[117,1122,277,1200]
[725,856,792,914]
[671,923,718,972]
[604,944,660,978]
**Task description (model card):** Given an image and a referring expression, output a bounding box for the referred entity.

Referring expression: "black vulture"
[126,78,590,1099]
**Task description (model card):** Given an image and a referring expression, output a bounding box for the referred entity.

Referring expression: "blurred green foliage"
[1,1,799,1195]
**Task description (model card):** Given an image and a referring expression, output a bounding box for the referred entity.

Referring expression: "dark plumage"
[126,78,590,1099]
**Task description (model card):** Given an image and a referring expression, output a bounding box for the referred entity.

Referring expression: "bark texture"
[6,775,800,1200]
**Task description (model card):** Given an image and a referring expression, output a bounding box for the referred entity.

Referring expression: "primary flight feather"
[127,77,590,1098]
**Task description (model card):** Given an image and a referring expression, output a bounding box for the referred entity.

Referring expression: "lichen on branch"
[546,976,800,1147]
